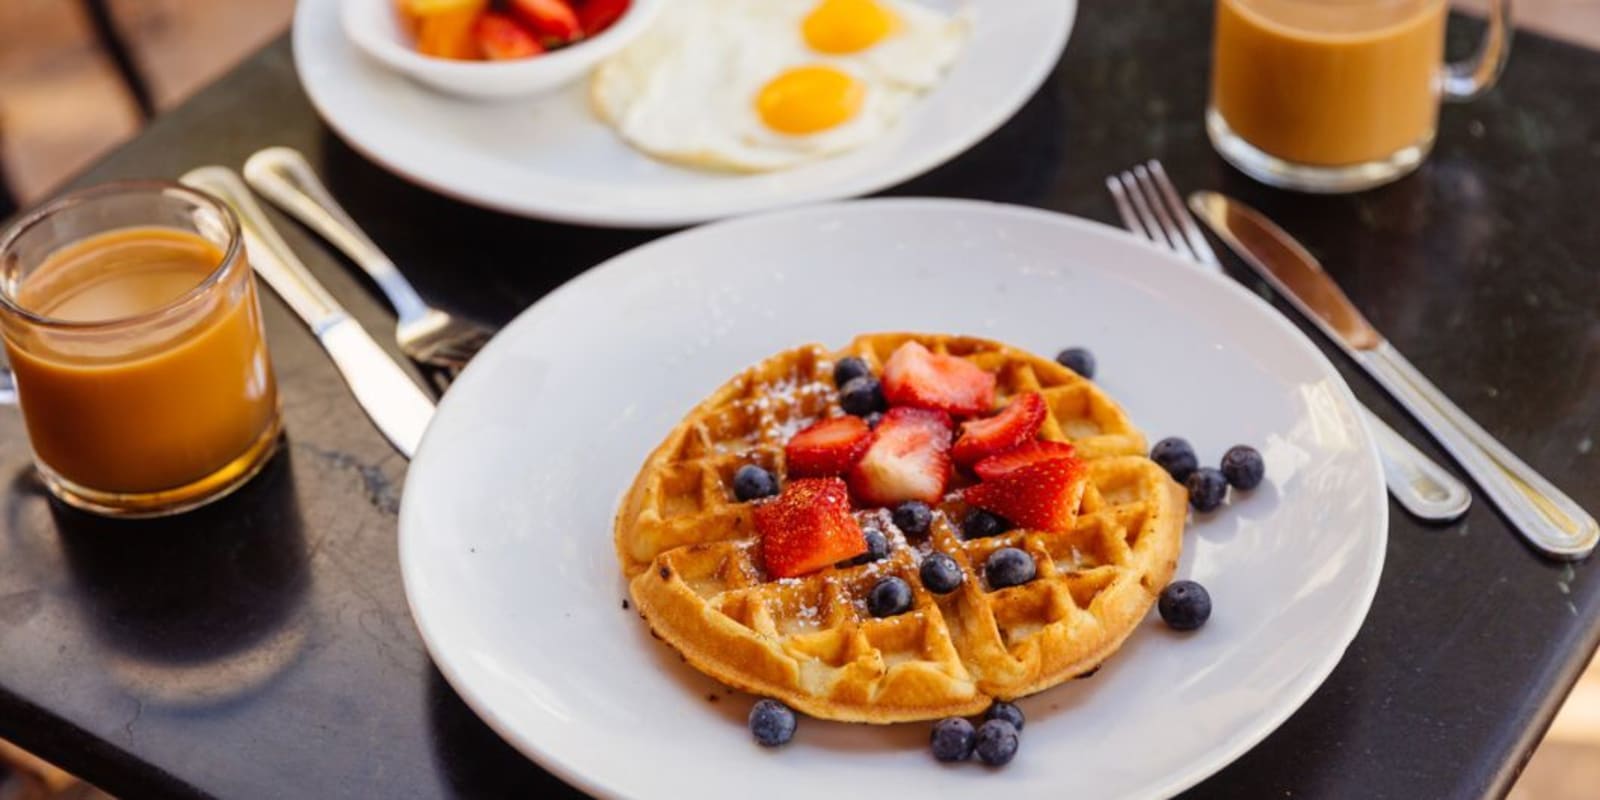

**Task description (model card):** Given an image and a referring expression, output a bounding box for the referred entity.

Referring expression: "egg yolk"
[756,66,865,135]
[803,0,897,54]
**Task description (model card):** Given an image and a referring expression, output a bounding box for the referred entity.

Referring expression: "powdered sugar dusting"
[856,556,892,580]
[764,413,819,443]
[756,376,835,442]
[1067,546,1085,570]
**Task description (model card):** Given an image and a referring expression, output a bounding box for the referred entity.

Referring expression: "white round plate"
[292,0,1076,227]
[400,199,1388,799]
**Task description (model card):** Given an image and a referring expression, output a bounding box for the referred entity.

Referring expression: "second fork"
[1108,160,1472,523]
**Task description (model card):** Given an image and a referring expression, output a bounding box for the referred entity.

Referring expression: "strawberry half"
[755,478,867,578]
[510,0,582,42]
[964,457,1087,533]
[785,416,873,478]
[847,407,954,506]
[576,0,630,35]
[951,392,1047,468]
[474,13,544,60]
[973,440,1077,482]
[881,341,996,418]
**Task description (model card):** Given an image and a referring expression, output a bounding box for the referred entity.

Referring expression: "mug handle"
[1442,0,1513,102]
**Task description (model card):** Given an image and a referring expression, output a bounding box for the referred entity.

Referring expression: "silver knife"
[181,166,434,459]
[1190,191,1598,560]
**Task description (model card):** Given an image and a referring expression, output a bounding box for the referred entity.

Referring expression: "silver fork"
[1107,160,1472,523]
[243,147,492,386]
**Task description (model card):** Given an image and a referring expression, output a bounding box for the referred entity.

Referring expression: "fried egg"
[591,0,970,172]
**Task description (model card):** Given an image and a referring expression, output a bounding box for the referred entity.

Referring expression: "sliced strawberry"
[951,392,1047,468]
[576,0,630,35]
[964,457,1087,533]
[973,440,1077,482]
[474,13,545,59]
[785,416,873,478]
[511,0,582,42]
[755,478,867,578]
[881,341,996,418]
[847,407,953,506]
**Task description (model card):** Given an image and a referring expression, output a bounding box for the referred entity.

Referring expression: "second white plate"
[400,199,1388,799]
[292,0,1076,227]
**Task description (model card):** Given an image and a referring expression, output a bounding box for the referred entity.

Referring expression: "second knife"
[1190,190,1597,560]
[181,166,434,459]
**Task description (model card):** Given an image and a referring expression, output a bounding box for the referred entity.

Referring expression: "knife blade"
[181,166,434,459]
[1189,190,1597,560]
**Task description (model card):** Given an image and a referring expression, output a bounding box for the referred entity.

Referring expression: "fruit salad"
[395,0,631,61]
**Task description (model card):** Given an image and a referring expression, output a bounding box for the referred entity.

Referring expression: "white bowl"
[340,0,662,100]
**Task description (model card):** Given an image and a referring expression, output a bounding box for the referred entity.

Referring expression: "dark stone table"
[2,2,1597,797]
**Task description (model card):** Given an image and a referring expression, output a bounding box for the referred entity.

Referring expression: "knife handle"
[1359,343,1598,559]
[180,166,346,332]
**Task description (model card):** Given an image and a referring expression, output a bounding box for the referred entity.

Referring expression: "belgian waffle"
[615,333,1186,722]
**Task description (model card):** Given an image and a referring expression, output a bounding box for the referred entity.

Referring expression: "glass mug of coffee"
[0,182,282,517]
[1208,0,1511,192]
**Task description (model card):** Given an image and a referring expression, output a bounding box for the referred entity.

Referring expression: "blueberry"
[930,717,976,762]
[855,529,889,564]
[962,509,1011,540]
[1158,580,1212,631]
[732,464,778,501]
[893,501,933,537]
[973,719,1019,766]
[919,552,964,594]
[838,531,889,569]
[865,412,884,429]
[1186,467,1228,512]
[1055,347,1096,379]
[836,529,890,568]
[839,376,887,417]
[984,701,1024,733]
[833,356,871,388]
[867,576,914,617]
[985,547,1036,589]
[1220,445,1265,491]
[1150,437,1198,483]
[749,699,797,746]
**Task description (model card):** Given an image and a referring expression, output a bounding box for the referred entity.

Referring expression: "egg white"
[591,0,970,172]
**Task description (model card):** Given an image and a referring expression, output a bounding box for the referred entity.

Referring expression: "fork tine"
[425,348,470,371]
[1106,176,1151,241]
[427,367,453,395]
[411,322,495,372]
[440,347,477,368]
[1145,160,1223,269]
[1117,172,1172,251]
[1130,165,1197,261]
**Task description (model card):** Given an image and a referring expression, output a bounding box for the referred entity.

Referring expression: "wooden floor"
[0,0,293,201]
[1,1,1599,798]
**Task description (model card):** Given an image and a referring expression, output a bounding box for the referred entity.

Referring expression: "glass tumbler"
[0,182,282,517]
[1208,0,1512,192]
